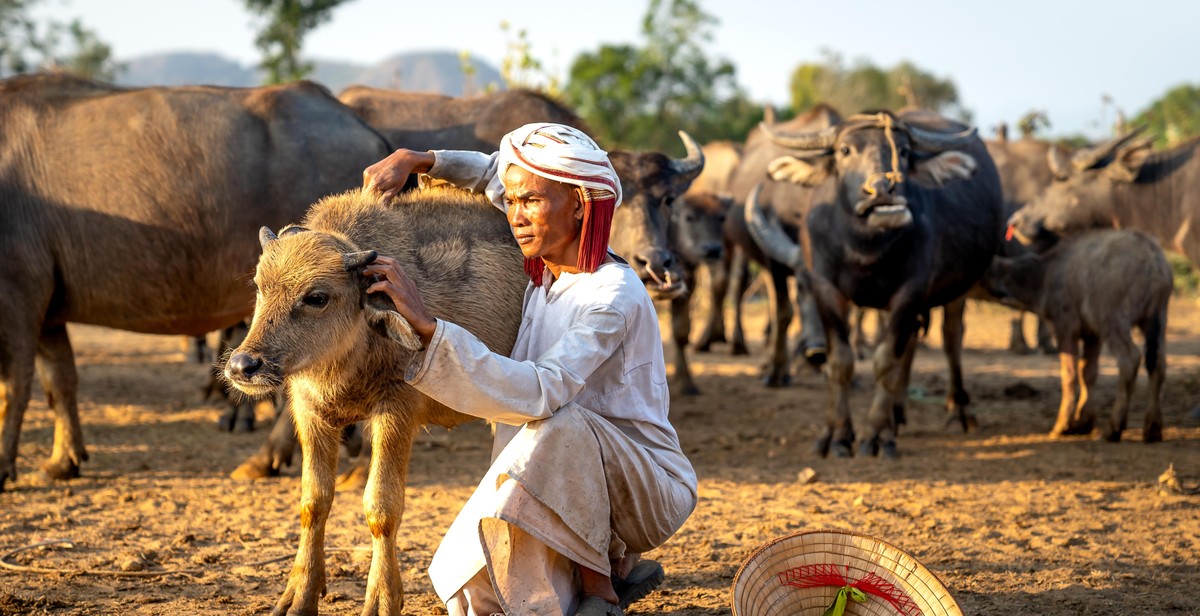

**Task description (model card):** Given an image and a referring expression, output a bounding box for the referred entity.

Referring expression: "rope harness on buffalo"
[860,112,905,195]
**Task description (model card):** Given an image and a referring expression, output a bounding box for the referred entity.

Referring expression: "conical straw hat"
[731,529,962,616]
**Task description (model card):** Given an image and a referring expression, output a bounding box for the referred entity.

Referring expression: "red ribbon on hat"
[777,563,921,616]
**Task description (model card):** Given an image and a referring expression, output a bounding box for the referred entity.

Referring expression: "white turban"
[496,123,622,209]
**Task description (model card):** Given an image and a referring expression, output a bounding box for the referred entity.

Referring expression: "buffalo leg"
[695,259,729,352]
[35,325,88,480]
[1139,310,1167,443]
[861,326,918,459]
[793,270,827,369]
[338,423,372,492]
[362,413,417,616]
[1007,311,1032,355]
[762,262,794,387]
[273,404,340,616]
[811,277,853,457]
[231,393,297,480]
[1101,330,1141,443]
[0,327,36,492]
[670,284,700,395]
[726,248,750,356]
[1036,316,1057,354]
[940,297,975,432]
[1074,333,1103,436]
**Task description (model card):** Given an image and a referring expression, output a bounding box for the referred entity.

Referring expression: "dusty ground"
[1,297,1199,615]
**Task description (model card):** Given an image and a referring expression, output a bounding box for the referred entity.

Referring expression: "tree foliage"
[497,20,560,95]
[0,0,121,80]
[1017,110,1050,138]
[788,51,967,120]
[1133,83,1200,148]
[563,0,758,152]
[244,0,347,84]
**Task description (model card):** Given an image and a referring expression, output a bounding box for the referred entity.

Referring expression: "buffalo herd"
[2,71,1192,613]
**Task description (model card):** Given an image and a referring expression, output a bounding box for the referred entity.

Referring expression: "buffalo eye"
[839,145,851,156]
[898,145,911,159]
[302,291,329,308]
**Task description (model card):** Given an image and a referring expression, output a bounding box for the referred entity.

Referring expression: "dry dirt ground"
[1,297,1199,615]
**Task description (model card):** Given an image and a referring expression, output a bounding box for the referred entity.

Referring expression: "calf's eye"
[303,292,329,308]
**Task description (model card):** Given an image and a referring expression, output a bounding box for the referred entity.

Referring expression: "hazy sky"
[31,0,1197,140]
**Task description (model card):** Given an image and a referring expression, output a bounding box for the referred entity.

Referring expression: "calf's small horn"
[259,226,278,249]
[342,250,378,271]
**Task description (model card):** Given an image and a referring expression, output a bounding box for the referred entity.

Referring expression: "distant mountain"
[117,50,505,95]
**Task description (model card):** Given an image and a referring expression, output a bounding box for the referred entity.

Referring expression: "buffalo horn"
[669,130,705,179]
[760,121,838,153]
[259,226,278,249]
[905,123,979,151]
[1070,125,1147,171]
[743,184,805,271]
[279,225,309,238]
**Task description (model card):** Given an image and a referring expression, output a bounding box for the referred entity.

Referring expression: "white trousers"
[433,404,696,616]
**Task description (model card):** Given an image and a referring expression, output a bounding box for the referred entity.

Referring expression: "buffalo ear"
[1106,138,1154,183]
[364,305,423,351]
[767,155,832,187]
[1046,145,1072,181]
[910,151,978,187]
[259,226,278,249]
[342,250,378,271]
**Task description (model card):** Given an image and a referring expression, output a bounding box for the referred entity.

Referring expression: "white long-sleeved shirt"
[403,150,697,489]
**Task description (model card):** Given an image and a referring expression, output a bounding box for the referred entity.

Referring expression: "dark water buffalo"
[1008,127,1200,265]
[721,105,843,386]
[338,86,589,153]
[984,229,1171,442]
[749,110,1003,458]
[667,191,731,394]
[689,141,748,355]
[0,74,390,491]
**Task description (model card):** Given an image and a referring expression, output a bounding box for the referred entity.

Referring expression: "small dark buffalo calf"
[984,229,1171,442]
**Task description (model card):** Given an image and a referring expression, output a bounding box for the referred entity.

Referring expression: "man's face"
[502,165,583,265]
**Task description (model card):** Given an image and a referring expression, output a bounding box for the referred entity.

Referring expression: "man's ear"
[365,305,423,351]
[767,155,833,187]
[909,151,978,186]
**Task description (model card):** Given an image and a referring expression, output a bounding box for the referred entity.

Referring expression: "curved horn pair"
[762,114,978,153]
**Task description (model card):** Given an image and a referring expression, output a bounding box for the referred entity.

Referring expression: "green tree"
[1,0,121,80]
[1133,83,1200,148]
[1016,110,1050,138]
[564,0,752,151]
[244,0,347,84]
[497,20,560,95]
[788,51,967,120]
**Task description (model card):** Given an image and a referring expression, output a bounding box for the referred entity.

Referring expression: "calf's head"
[223,226,419,397]
[763,112,979,231]
[671,192,729,267]
[1007,126,1153,249]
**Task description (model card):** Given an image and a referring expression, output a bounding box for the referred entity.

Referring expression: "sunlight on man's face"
[502,165,583,265]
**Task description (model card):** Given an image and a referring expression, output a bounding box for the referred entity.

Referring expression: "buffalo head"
[608,131,705,299]
[1008,126,1154,249]
[762,111,980,231]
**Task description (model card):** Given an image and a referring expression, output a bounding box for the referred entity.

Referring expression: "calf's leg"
[1050,333,1082,438]
[940,297,975,432]
[670,278,700,396]
[762,263,794,387]
[727,249,750,356]
[0,328,37,492]
[694,259,728,352]
[1140,310,1167,443]
[362,412,417,616]
[1101,330,1140,443]
[231,394,297,480]
[1075,333,1103,435]
[35,325,88,480]
[273,407,339,616]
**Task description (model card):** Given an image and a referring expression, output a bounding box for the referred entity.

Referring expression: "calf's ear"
[767,155,832,187]
[364,305,423,351]
[910,151,978,187]
[1047,145,1072,181]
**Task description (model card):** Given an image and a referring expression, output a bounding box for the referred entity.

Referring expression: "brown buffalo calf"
[224,187,527,616]
[984,229,1171,442]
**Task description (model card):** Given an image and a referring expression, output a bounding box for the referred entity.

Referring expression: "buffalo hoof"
[893,404,908,428]
[730,341,749,356]
[41,456,81,481]
[811,432,833,457]
[336,460,370,492]
[831,441,853,458]
[1007,339,1033,355]
[675,380,702,396]
[1102,424,1122,443]
[1144,422,1163,444]
[857,437,879,458]
[881,441,899,459]
[217,409,236,432]
[0,461,17,492]
[230,452,280,481]
[271,573,323,616]
[762,369,791,388]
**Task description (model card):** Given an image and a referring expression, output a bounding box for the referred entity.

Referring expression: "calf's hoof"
[675,380,701,396]
[881,440,899,459]
[271,575,324,616]
[762,369,791,388]
[811,432,833,457]
[857,437,879,458]
[216,409,237,432]
[1144,423,1163,444]
[730,341,749,356]
[41,456,82,481]
[0,461,17,492]
[1101,421,1123,443]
